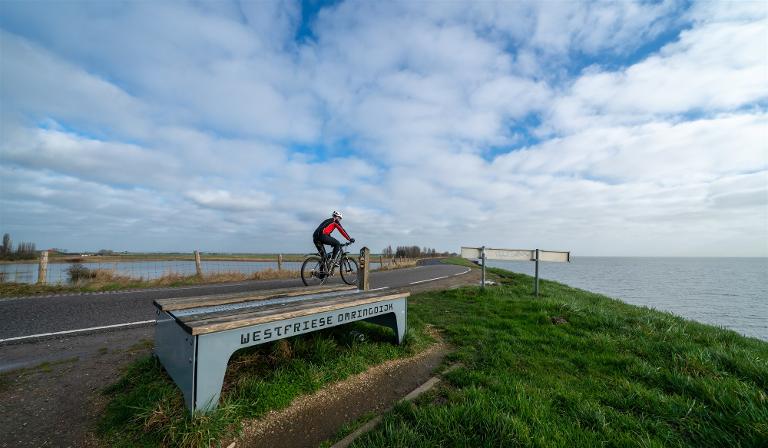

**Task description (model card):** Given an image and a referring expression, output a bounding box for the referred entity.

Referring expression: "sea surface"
[487,257,767,341]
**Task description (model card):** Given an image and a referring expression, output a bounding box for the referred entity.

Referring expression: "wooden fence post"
[358,247,370,291]
[194,250,203,278]
[277,254,283,271]
[379,255,383,269]
[37,250,48,284]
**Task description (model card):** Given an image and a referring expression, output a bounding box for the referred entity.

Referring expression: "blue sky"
[0,0,766,256]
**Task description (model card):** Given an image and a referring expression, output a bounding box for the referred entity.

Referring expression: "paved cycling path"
[0,261,469,343]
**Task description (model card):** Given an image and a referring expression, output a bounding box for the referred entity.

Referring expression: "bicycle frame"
[318,242,352,276]
[302,241,357,286]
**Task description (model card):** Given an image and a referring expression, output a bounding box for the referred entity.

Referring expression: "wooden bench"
[153,284,409,414]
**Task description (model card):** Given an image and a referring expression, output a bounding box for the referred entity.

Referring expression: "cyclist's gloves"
[350,238,355,243]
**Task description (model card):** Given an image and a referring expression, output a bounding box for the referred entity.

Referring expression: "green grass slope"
[355,268,768,447]
[97,265,767,447]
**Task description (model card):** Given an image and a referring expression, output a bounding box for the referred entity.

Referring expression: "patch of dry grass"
[85,269,137,286]
[374,259,419,271]
[249,268,300,281]
[1,267,301,297]
[97,268,300,287]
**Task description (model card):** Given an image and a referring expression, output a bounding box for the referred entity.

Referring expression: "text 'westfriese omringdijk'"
[239,303,394,344]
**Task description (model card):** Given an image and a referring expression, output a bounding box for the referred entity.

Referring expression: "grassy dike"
[96,264,767,447]
[352,266,768,447]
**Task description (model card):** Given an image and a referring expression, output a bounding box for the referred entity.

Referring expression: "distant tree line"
[0,233,38,260]
[381,245,452,258]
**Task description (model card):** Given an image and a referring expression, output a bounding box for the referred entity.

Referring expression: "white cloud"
[187,189,272,211]
[546,6,767,132]
[0,0,766,256]
[0,31,151,139]
[0,2,319,141]
[496,113,767,184]
[1,127,180,188]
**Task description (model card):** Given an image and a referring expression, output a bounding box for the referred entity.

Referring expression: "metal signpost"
[461,246,570,295]
[481,246,486,287]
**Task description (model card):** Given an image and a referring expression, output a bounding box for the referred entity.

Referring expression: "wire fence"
[0,253,411,285]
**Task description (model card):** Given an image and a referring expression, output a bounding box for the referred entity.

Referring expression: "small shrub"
[67,263,95,283]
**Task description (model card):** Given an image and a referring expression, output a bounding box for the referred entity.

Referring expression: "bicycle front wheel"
[340,256,359,286]
[301,256,327,286]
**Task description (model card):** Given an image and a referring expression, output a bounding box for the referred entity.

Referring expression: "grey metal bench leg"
[396,304,407,344]
[194,333,236,413]
[155,312,236,414]
[154,311,197,412]
[363,303,408,344]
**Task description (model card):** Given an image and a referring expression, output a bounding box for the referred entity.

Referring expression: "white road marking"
[0,320,155,344]
[0,267,468,342]
[409,276,449,285]
[124,281,258,293]
[407,267,469,285]
[0,280,282,301]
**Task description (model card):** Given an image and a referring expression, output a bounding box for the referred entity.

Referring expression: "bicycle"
[301,241,359,286]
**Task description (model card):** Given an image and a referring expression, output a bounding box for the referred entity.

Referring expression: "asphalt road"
[0,262,469,342]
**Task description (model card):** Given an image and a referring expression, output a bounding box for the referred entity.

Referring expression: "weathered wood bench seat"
[153,284,408,413]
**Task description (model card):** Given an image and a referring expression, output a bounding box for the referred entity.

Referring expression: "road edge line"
[0,320,155,344]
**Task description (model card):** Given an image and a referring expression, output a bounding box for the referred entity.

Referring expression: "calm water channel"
[0,260,384,285]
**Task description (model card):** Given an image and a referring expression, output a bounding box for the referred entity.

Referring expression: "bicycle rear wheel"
[339,256,359,286]
[301,255,327,286]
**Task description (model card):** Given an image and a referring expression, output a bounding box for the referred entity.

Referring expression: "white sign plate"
[460,247,481,259]
[461,247,570,263]
[538,251,570,263]
[484,249,535,261]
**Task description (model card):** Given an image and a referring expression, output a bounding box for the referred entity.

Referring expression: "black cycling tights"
[314,234,341,260]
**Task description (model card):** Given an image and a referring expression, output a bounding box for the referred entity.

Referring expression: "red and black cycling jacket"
[313,218,351,241]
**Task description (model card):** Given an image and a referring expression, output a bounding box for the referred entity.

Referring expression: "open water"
[487,257,767,341]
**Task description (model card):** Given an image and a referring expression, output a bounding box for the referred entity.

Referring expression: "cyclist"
[313,211,354,267]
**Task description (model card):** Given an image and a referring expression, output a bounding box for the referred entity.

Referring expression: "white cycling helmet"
[332,210,343,219]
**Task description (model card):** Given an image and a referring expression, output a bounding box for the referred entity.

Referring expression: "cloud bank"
[1,0,766,256]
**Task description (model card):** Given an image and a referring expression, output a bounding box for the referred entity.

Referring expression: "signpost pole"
[534,248,540,296]
[481,246,486,288]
